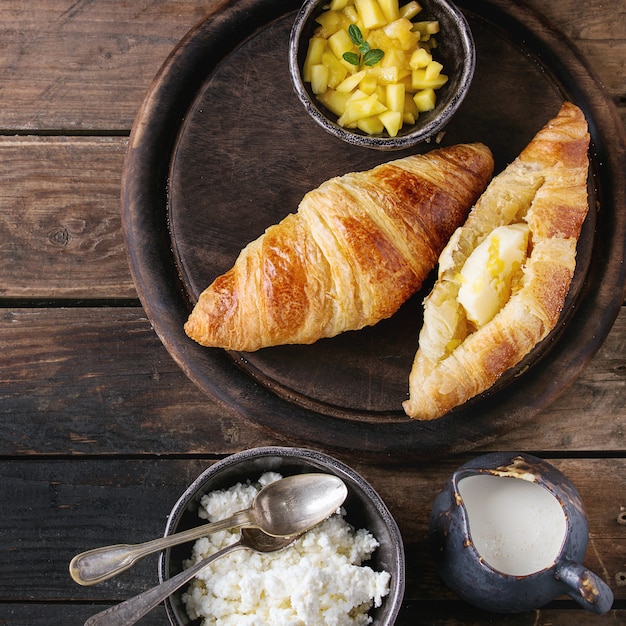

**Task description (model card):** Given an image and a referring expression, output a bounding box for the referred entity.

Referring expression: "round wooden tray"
[122,0,626,462]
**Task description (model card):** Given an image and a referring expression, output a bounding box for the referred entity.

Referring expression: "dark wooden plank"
[0,0,622,132]
[0,136,133,299]
[1,458,622,609]
[0,605,167,626]
[0,306,623,456]
[0,307,276,456]
[1,603,624,626]
[0,1,221,131]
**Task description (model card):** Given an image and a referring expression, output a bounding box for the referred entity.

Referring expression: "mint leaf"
[347,24,364,46]
[342,51,361,66]
[363,48,385,66]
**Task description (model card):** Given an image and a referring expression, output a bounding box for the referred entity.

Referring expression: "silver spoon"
[70,473,347,586]
[84,528,297,626]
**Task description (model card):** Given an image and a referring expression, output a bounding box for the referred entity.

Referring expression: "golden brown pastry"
[185,143,494,351]
[403,102,590,420]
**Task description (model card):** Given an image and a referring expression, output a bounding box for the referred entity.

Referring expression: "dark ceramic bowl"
[289,0,475,150]
[158,446,405,626]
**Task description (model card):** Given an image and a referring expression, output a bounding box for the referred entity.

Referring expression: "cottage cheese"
[182,472,391,626]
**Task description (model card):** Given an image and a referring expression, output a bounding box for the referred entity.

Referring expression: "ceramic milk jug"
[429,452,614,614]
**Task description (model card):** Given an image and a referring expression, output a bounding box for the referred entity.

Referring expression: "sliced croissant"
[185,143,494,352]
[403,102,590,420]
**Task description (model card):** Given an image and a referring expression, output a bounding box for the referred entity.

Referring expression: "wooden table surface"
[1,1,624,624]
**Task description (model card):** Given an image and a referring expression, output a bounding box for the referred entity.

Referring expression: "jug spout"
[555,559,614,614]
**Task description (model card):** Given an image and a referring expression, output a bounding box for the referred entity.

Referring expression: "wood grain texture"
[0,1,218,131]
[0,136,133,298]
[0,458,622,609]
[0,0,624,623]
[0,306,623,456]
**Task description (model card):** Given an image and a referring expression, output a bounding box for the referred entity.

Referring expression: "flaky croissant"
[185,143,494,352]
[403,102,590,420]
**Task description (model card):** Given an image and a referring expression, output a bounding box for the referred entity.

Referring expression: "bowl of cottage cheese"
[158,446,405,625]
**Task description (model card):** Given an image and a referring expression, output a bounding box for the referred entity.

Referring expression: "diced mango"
[342,4,360,25]
[381,48,409,71]
[328,29,354,59]
[315,11,349,38]
[411,68,448,90]
[336,69,367,92]
[339,92,388,125]
[355,0,388,29]
[330,0,351,9]
[413,20,440,35]
[399,0,422,20]
[377,0,401,24]
[413,87,436,111]
[317,89,351,117]
[359,73,379,94]
[425,60,443,81]
[310,64,330,94]
[303,37,327,82]
[357,115,385,134]
[404,92,419,119]
[369,65,411,84]
[383,18,416,49]
[386,82,405,113]
[378,110,403,136]
[322,50,349,87]
[409,47,432,69]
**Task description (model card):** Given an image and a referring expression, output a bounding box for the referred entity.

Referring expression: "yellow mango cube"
[404,92,419,117]
[383,18,416,49]
[303,37,327,82]
[369,65,411,84]
[377,0,401,23]
[382,48,409,71]
[425,60,443,80]
[322,50,349,87]
[367,29,395,52]
[399,0,422,19]
[386,83,405,113]
[315,10,349,38]
[413,87,436,111]
[336,69,367,92]
[330,0,351,9]
[413,20,440,36]
[359,73,379,94]
[342,5,360,25]
[357,115,385,134]
[409,47,432,69]
[339,92,387,125]
[328,29,354,59]
[310,64,329,94]
[317,89,351,117]
[355,0,387,29]
[378,110,403,136]
[411,68,448,89]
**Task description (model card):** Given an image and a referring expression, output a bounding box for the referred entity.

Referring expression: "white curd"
[182,472,390,625]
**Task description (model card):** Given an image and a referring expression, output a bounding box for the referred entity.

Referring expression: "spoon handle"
[84,541,245,626]
[70,508,252,586]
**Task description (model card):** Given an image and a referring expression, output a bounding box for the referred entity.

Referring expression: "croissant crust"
[403,102,590,420]
[185,143,494,352]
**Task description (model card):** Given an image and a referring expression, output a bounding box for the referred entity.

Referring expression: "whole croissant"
[403,102,590,420]
[185,143,494,351]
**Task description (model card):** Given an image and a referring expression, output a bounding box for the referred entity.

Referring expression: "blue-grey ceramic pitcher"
[429,452,614,614]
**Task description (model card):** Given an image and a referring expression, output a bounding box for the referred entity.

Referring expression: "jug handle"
[554,559,614,614]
